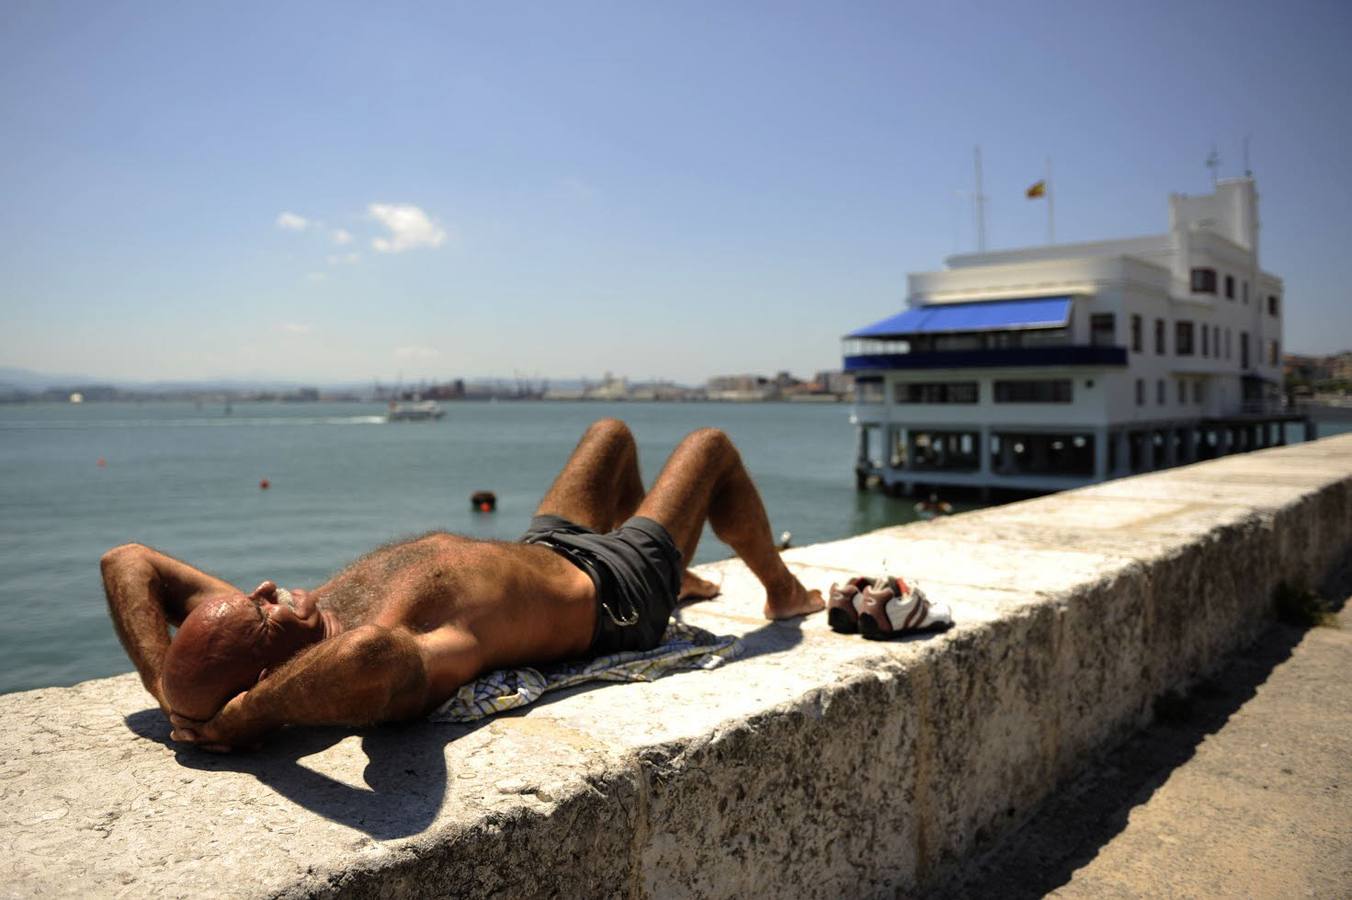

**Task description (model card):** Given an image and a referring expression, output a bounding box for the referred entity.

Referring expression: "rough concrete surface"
[933,586,1352,900]
[2,436,1352,898]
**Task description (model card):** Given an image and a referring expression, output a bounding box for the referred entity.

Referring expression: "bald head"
[161,595,272,720]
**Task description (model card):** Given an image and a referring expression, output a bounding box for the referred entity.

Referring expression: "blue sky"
[2,1,1349,384]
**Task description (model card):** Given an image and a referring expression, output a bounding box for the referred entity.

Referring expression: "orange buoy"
[259,478,271,490]
[96,457,107,468]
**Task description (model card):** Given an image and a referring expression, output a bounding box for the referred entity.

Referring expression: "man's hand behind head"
[169,693,265,753]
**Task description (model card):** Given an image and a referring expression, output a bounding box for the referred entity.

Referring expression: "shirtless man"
[101,419,823,751]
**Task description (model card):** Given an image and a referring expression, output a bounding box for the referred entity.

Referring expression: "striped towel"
[428,620,740,724]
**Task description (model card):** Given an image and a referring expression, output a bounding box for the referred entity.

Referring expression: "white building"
[707,374,776,402]
[844,176,1302,494]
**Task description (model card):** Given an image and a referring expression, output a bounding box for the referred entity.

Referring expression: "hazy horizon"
[4,2,1350,383]
[0,363,806,392]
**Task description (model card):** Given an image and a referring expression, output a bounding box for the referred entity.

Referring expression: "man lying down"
[101,419,825,752]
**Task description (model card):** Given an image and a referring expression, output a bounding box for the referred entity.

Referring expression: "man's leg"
[534,418,644,532]
[635,428,823,619]
[535,419,720,598]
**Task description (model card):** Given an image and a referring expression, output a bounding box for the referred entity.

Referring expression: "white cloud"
[394,345,439,360]
[326,253,360,266]
[276,211,310,231]
[369,203,448,253]
[279,323,313,335]
[305,271,328,283]
[332,228,353,245]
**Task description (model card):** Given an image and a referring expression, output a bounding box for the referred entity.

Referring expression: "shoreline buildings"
[844,176,1308,495]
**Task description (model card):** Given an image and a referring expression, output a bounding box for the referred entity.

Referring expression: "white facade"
[845,177,1290,492]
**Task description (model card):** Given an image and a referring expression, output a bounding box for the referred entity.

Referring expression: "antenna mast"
[973,146,987,252]
[1205,145,1221,188]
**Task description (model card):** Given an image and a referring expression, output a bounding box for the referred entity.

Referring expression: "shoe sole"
[859,613,953,641]
[827,607,858,634]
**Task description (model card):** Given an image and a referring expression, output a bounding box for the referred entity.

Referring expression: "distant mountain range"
[0,367,323,393]
[0,366,638,395]
[0,367,102,390]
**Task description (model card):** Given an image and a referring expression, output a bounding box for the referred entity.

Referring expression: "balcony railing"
[1239,398,1288,416]
[843,345,1129,372]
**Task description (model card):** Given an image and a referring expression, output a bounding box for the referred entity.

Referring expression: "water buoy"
[259,478,271,490]
[471,490,496,512]
[96,457,107,468]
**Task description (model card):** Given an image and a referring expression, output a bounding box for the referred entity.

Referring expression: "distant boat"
[386,399,445,422]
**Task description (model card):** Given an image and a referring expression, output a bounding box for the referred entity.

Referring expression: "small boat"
[386,399,445,422]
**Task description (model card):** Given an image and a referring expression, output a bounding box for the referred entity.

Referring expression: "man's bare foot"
[679,570,721,601]
[764,578,825,620]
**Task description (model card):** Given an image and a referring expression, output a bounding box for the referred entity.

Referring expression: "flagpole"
[1046,156,1055,244]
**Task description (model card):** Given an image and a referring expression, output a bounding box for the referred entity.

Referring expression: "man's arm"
[100,543,238,711]
[171,625,432,750]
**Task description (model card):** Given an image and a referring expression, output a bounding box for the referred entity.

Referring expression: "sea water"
[0,400,940,694]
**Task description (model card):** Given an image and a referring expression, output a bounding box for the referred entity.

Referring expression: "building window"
[1155,318,1166,354]
[1177,380,1186,404]
[1194,381,1205,404]
[994,379,1073,403]
[1240,331,1250,369]
[895,382,979,404]
[1268,295,1280,316]
[1157,379,1165,405]
[1224,274,1235,299]
[1136,378,1145,406]
[1225,328,1232,359]
[1130,315,1142,352]
[930,334,983,352]
[1243,281,1249,304]
[1202,325,1209,357]
[855,377,884,403]
[1090,313,1116,347]
[1191,267,1217,294]
[1268,340,1280,365]
[1176,321,1195,356]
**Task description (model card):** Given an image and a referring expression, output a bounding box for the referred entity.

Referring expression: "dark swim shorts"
[520,514,681,655]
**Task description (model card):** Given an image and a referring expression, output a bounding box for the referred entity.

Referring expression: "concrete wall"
[3,436,1351,898]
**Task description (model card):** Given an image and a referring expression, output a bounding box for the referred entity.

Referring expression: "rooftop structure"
[843,177,1305,494]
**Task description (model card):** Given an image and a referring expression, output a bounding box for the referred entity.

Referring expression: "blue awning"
[848,296,1072,338]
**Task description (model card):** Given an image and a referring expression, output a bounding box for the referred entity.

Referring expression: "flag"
[1026,180,1046,199]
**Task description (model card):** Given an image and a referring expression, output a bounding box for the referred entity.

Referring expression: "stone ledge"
[3,436,1351,898]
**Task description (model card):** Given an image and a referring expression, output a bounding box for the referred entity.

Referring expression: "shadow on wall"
[116,600,837,840]
[124,708,467,840]
[923,563,1350,900]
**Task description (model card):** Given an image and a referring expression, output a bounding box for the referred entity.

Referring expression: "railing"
[1240,398,1289,416]
[843,345,1129,372]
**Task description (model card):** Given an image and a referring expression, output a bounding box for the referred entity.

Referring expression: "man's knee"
[678,427,736,461]
[585,417,634,448]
